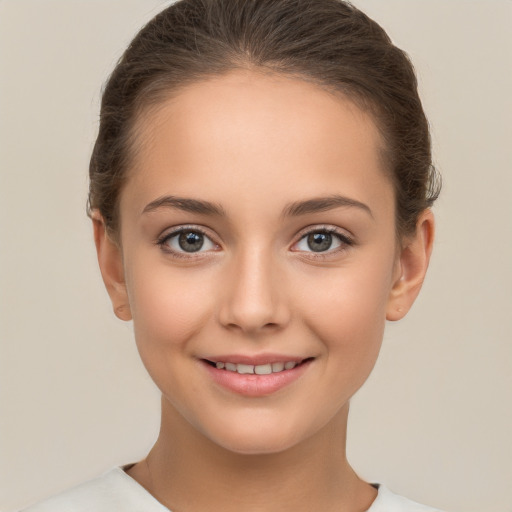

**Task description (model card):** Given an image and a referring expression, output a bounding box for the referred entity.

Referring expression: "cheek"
[297,254,394,354]
[126,259,215,351]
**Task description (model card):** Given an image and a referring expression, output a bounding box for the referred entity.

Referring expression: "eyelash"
[156,226,218,259]
[155,225,354,259]
[292,226,355,259]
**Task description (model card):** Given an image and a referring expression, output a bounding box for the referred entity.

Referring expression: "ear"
[386,209,435,321]
[91,211,132,321]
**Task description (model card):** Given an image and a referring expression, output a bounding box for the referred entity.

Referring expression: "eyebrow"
[141,194,372,218]
[283,195,373,218]
[142,196,226,216]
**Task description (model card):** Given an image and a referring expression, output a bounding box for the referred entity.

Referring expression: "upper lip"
[201,354,310,366]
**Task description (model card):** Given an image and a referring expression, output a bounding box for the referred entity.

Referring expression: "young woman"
[22,0,441,510]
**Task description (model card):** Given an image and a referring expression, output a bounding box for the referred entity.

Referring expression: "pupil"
[307,232,332,252]
[178,232,204,252]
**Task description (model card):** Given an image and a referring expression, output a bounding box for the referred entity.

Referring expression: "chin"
[218,435,299,456]
[204,416,313,456]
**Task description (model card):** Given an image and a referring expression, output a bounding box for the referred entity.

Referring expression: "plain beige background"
[1,1,511,511]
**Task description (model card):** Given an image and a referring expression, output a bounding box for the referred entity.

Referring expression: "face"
[110,70,406,454]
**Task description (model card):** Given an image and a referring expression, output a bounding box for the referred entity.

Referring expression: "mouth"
[201,357,314,397]
[203,358,314,375]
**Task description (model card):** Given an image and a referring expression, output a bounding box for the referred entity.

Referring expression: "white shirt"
[20,466,443,511]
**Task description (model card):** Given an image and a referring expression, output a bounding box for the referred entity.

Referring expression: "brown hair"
[88,0,440,238]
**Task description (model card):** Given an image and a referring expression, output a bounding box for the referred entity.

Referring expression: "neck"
[128,396,376,512]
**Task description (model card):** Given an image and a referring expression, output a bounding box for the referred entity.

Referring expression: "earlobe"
[386,210,435,321]
[91,211,132,321]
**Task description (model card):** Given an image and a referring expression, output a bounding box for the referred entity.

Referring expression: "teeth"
[255,364,272,375]
[237,364,254,374]
[271,362,285,372]
[214,361,299,374]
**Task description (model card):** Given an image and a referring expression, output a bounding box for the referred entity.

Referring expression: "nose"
[217,248,290,335]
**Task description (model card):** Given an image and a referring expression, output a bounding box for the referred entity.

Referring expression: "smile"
[202,357,313,396]
[211,361,300,374]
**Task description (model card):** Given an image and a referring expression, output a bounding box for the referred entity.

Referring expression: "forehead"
[123,70,393,220]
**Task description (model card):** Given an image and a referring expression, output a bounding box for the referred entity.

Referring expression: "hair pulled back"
[88,0,440,238]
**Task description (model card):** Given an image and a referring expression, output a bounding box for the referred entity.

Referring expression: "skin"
[93,69,434,512]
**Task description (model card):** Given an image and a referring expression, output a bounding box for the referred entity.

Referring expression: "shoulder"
[19,467,168,512]
[368,484,445,512]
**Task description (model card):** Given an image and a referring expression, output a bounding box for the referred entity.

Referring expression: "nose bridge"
[219,243,288,333]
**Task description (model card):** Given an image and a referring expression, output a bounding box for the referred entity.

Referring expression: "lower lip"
[201,360,312,397]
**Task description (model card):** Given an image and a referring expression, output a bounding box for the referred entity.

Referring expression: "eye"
[158,228,217,254]
[293,228,353,254]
